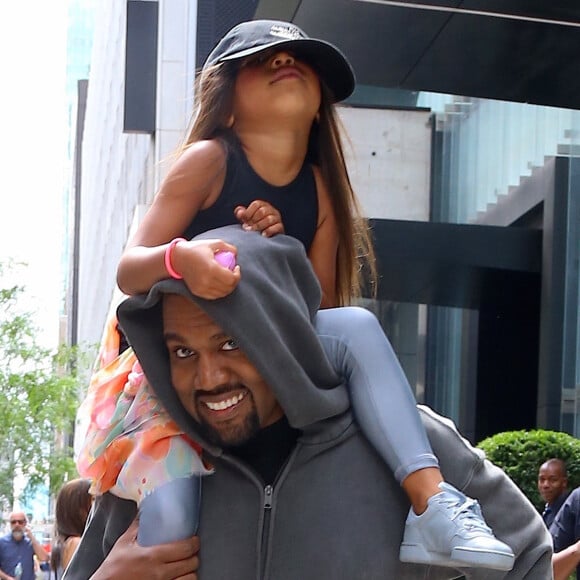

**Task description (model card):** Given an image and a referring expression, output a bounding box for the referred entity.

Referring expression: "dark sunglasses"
[10,519,25,525]
[239,48,302,69]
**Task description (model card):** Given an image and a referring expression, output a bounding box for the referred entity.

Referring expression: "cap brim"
[219,38,355,103]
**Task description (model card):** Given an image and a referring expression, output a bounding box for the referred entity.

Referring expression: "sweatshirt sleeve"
[63,493,137,580]
[418,405,554,580]
[550,489,580,551]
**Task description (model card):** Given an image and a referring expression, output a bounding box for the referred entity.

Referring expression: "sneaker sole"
[400,544,454,568]
[452,547,515,571]
[400,544,515,572]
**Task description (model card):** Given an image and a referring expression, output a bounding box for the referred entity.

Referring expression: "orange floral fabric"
[77,315,212,504]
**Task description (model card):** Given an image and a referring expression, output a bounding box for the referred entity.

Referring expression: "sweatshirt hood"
[117,225,349,450]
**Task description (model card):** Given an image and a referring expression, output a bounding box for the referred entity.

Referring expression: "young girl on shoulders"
[79,19,513,571]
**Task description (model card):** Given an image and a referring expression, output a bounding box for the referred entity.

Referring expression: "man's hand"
[235,201,284,237]
[90,519,200,580]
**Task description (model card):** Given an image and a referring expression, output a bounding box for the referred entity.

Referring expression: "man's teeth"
[204,392,246,411]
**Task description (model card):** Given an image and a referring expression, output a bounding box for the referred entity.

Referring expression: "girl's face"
[231,49,321,127]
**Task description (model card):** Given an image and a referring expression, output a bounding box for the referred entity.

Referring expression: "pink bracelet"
[164,238,186,279]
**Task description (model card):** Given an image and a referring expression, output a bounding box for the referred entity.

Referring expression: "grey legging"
[315,306,438,483]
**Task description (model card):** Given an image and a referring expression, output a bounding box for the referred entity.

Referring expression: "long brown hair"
[176,61,377,305]
[308,84,376,304]
[50,478,92,573]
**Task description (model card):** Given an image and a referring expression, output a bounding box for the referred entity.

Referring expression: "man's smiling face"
[163,294,284,447]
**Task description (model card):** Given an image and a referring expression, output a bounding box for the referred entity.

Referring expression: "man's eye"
[175,347,193,359]
[222,339,239,351]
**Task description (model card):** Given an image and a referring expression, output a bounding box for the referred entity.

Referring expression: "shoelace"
[436,495,493,533]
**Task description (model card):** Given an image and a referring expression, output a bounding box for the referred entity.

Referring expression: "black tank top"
[182,141,318,251]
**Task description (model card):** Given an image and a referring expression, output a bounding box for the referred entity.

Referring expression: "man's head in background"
[538,458,568,506]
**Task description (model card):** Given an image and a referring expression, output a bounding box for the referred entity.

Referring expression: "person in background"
[0,512,49,580]
[550,482,580,580]
[50,479,92,580]
[538,458,569,528]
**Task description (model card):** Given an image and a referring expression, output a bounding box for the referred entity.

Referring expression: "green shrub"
[477,429,580,511]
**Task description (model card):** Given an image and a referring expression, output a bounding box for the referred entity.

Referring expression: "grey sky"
[0,2,68,347]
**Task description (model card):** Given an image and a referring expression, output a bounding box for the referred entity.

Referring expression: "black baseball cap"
[203,19,355,103]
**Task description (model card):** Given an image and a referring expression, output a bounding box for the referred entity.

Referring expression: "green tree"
[478,429,580,511]
[0,261,91,512]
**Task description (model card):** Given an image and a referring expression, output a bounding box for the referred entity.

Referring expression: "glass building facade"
[362,90,580,442]
[62,0,96,329]
[425,94,579,439]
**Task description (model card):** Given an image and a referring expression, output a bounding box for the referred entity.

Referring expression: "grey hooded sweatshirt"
[65,226,552,579]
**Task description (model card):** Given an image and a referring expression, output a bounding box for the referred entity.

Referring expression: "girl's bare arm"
[117,140,232,296]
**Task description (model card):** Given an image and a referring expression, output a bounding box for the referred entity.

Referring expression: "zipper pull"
[264,484,273,509]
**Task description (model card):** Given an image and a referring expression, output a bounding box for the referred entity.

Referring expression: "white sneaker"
[399,482,515,571]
